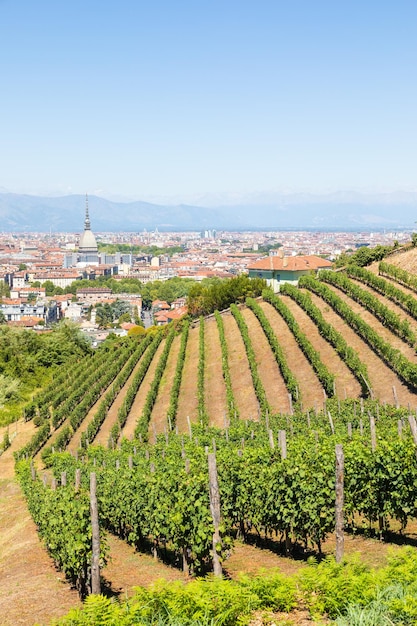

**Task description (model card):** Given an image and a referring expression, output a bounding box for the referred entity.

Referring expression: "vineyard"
[6,255,417,623]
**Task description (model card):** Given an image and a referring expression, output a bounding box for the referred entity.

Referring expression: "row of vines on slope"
[298,275,417,389]
[280,283,371,396]
[214,310,239,421]
[346,264,417,321]
[230,304,271,417]
[319,269,417,346]
[20,398,417,597]
[379,261,417,294]
[255,292,334,397]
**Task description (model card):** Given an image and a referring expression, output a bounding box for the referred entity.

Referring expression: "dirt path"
[0,421,82,625]
[258,301,325,409]
[122,341,167,442]
[222,312,259,420]
[241,307,295,414]
[307,290,417,407]
[204,317,228,428]
[104,534,184,595]
[281,295,361,399]
[150,334,181,435]
[176,326,199,429]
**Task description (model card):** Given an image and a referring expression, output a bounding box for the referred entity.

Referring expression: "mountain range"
[0,191,416,232]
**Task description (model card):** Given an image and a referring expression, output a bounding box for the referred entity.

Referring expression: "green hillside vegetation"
[0,322,92,426]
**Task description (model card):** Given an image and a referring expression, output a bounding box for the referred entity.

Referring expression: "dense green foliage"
[17,460,108,598]
[0,322,92,426]
[48,547,417,625]
[187,275,266,317]
[97,242,185,256]
[334,242,400,268]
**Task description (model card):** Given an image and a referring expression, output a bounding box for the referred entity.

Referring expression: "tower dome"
[78,194,98,254]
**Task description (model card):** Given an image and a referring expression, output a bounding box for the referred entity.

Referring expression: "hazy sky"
[2,0,417,200]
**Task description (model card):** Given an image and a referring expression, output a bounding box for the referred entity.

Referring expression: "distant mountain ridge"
[0,191,415,231]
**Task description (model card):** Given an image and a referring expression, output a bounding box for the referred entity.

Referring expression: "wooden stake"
[392,385,399,409]
[61,471,67,487]
[75,468,81,490]
[335,444,344,563]
[90,472,101,595]
[208,453,222,577]
[279,430,287,460]
[397,420,403,439]
[268,429,275,450]
[327,411,335,435]
[369,413,377,452]
[187,416,192,439]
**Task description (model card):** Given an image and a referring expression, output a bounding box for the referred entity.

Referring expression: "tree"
[42,280,56,296]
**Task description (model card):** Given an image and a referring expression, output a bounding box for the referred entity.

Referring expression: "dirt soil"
[204,317,228,428]
[121,340,166,442]
[149,334,181,435]
[349,276,417,336]
[91,347,156,447]
[325,282,417,363]
[176,325,200,429]
[306,290,417,408]
[241,307,296,414]
[222,312,260,420]
[281,295,361,400]
[0,422,82,626]
[258,301,324,410]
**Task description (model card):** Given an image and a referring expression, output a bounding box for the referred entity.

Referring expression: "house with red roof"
[247,254,333,292]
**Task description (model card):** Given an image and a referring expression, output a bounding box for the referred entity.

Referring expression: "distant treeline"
[187,275,266,317]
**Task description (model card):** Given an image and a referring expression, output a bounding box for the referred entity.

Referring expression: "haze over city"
[2,0,417,208]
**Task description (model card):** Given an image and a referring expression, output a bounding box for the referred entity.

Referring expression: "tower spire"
[85,193,91,230]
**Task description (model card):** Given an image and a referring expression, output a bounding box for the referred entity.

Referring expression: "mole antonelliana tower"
[75,193,99,266]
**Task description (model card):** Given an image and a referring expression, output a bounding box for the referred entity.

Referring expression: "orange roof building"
[247,254,332,292]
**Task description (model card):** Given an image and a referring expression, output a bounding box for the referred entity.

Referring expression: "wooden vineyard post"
[187,416,192,440]
[75,468,81,490]
[90,472,101,595]
[335,444,344,563]
[279,430,287,460]
[347,422,352,439]
[392,385,399,409]
[398,420,403,439]
[327,411,335,435]
[61,471,67,487]
[369,413,377,452]
[208,452,222,577]
[268,429,275,450]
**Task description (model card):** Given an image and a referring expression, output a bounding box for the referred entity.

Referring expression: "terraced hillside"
[12,259,417,462]
[7,251,417,624]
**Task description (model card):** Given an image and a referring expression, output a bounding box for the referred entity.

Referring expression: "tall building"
[77,194,99,265]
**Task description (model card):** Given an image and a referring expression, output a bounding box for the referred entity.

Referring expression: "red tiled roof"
[247,255,333,272]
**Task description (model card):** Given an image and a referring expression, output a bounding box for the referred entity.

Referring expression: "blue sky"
[1,0,417,201]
